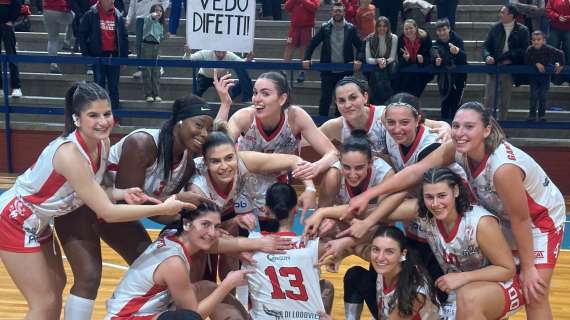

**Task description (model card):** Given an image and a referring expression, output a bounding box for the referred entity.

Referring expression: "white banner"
[186,0,256,52]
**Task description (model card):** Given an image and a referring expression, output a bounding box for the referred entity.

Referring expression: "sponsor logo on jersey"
[462,245,480,257]
[262,304,320,319]
[267,254,290,262]
[543,177,550,187]
[534,250,544,259]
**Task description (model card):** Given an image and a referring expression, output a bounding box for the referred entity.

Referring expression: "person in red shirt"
[341,0,358,24]
[355,0,376,39]
[545,0,570,84]
[283,0,320,83]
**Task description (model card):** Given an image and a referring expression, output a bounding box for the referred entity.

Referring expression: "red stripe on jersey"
[111,314,156,320]
[526,191,556,233]
[107,163,119,172]
[347,105,376,132]
[75,130,102,173]
[345,167,372,198]
[166,236,193,263]
[436,213,461,243]
[256,112,285,142]
[468,153,490,179]
[23,170,67,205]
[208,171,233,200]
[399,125,425,164]
[113,284,167,318]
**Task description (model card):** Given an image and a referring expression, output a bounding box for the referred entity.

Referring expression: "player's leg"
[455,280,523,320]
[344,265,378,320]
[320,279,335,314]
[193,280,248,320]
[98,220,152,265]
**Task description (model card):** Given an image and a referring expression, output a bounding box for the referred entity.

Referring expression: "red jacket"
[43,0,70,12]
[546,0,570,31]
[341,0,358,23]
[284,0,320,28]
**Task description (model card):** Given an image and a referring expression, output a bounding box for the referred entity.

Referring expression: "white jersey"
[334,158,393,204]
[455,142,566,248]
[245,232,324,320]
[385,125,470,242]
[190,157,251,216]
[0,130,107,238]
[376,274,439,320]
[104,129,190,201]
[237,109,301,155]
[340,105,387,158]
[105,233,191,319]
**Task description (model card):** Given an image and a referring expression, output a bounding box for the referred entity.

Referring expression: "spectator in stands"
[70,0,96,54]
[183,49,254,102]
[141,4,165,103]
[525,30,565,121]
[432,18,467,122]
[355,0,376,39]
[302,1,363,117]
[78,0,129,110]
[340,0,357,24]
[261,0,282,20]
[0,0,22,97]
[482,4,529,120]
[545,0,570,84]
[167,0,184,35]
[31,0,42,14]
[375,0,402,33]
[283,0,320,83]
[43,0,74,74]
[510,0,545,32]
[436,0,458,29]
[396,18,432,98]
[365,16,397,105]
[126,0,169,79]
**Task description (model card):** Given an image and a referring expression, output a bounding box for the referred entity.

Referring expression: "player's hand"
[303,210,323,238]
[347,192,372,216]
[160,195,196,215]
[520,266,547,304]
[238,251,257,265]
[122,187,162,204]
[292,160,319,180]
[298,190,317,223]
[175,191,215,207]
[213,69,235,107]
[317,238,351,272]
[235,213,256,231]
[318,218,339,238]
[428,121,452,142]
[336,218,371,239]
[222,269,254,289]
[257,235,292,254]
[435,273,469,293]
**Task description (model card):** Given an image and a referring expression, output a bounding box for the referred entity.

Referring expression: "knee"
[71,265,102,298]
[456,286,483,316]
[28,291,63,319]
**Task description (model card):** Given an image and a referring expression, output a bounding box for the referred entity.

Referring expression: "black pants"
[0,24,21,90]
[262,0,282,20]
[529,75,550,118]
[344,265,378,318]
[93,53,121,109]
[319,71,352,117]
[440,77,465,122]
[436,0,458,29]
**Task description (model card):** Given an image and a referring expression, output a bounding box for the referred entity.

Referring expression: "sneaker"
[146,96,154,102]
[11,88,22,98]
[49,63,61,74]
[86,69,93,75]
[160,67,164,76]
[154,96,162,102]
[133,70,142,79]
[296,71,305,83]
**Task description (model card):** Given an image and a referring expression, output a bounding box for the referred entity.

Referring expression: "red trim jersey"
[455,142,566,249]
[385,125,470,242]
[340,104,387,159]
[104,233,192,320]
[376,274,439,320]
[334,158,393,204]
[105,129,189,201]
[0,130,107,249]
[237,109,301,155]
[244,231,324,319]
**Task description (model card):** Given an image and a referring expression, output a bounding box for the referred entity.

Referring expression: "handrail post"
[493,64,499,120]
[192,67,197,95]
[2,55,13,173]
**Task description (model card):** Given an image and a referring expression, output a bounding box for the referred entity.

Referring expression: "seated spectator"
[0,0,23,97]
[436,0,458,28]
[365,16,398,105]
[183,49,254,103]
[545,0,570,84]
[355,0,376,39]
[432,18,467,122]
[482,4,529,120]
[302,1,363,117]
[510,0,545,32]
[43,0,74,74]
[283,0,320,83]
[396,18,432,98]
[525,30,565,121]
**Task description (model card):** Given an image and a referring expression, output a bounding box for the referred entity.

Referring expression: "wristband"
[305,186,317,193]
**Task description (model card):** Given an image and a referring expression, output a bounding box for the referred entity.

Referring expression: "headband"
[386,102,419,116]
[173,103,219,122]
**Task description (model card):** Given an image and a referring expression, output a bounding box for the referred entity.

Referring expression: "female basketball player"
[343,226,439,319]
[385,168,524,319]
[349,102,566,319]
[105,202,292,320]
[55,95,218,319]
[0,82,191,319]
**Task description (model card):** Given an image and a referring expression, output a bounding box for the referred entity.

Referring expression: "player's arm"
[113,132,156,194]
[227,107,254,142]
[317,165,342,207]
[209,235,292,254]
[387,294,427,320]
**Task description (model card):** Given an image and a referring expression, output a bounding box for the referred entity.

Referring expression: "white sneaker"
[11,88,22,98]
[86,69,94,75]
[154,96,162,102]
[146,96,154,102]
[133,70,142,79]
[160,67,164,76]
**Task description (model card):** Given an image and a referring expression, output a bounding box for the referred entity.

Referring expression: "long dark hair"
[456,101,505,154]
[149,3,165,25]
[418,167,472,218]
[257,71,291,110]
[373,226,439,316]
[157,95,209,181]
[171,202,221,235]
[341,129,372,161]
[63,81,110,136]
[266,182,297,221]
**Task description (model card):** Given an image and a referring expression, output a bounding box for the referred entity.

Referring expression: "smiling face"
[436,25,450,42]
[385,106,419,146]
[451,109,490,155]
[177,115,214,155]
[252,78,288,120]
[76,99,114,141]
[205,143,238,186]
[403,21,417,39]
[422,181,459,223]
[331,5,345,22]
[185,211,222,251]
[370,236,405,277]
[335,83,368,122]
[340,151,370,187]
[377,20,389,35]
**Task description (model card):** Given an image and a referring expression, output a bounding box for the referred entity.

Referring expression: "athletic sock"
[344,302,363,320]
[64,294,95,320]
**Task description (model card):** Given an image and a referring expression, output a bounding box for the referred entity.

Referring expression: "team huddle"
[0,71,565,320]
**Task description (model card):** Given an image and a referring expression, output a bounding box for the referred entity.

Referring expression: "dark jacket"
[0,0,21,24]
[525,44,565,66]
[303,19,363,65]
[397,30,432,66]
[432,30,467,66]
[481,21,530,65]
[78,4,129,57]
